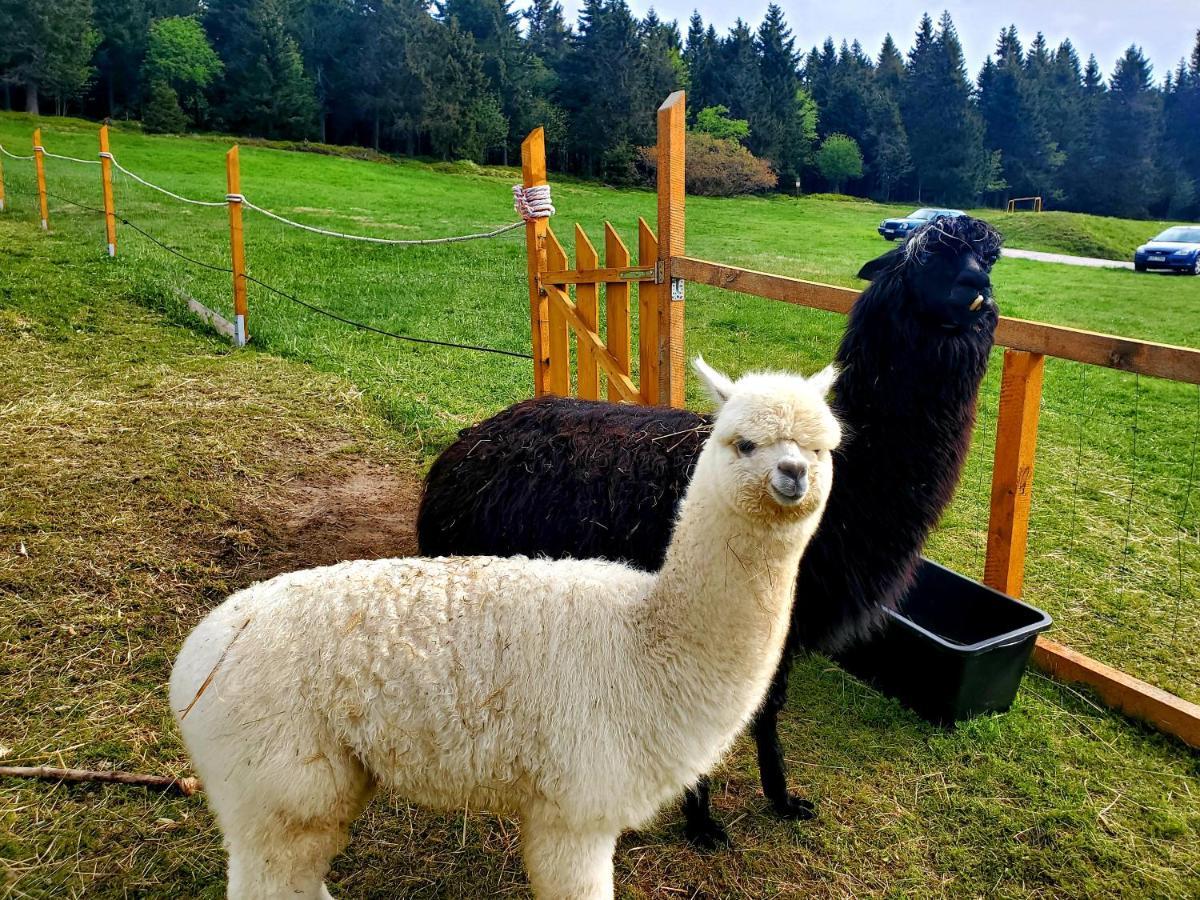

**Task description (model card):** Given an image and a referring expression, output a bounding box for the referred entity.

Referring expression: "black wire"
[41,188,532,360]
[243,274,532,360]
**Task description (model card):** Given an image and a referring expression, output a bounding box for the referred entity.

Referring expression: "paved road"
[1002,247,1134,269]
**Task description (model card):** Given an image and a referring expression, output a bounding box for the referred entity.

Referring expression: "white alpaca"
[170,357,841,900]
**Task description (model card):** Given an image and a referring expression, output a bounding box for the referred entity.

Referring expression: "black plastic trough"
[837,558,1052,725]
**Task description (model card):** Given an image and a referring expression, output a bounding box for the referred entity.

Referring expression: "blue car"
[1134,226,1200,274]
[878,207,965,240]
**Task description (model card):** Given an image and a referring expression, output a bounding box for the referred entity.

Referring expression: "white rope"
[241,198,525,245]
[0,144,35,161]
[40,148,100,165]
[513,184,555,220]
[108,155,226,207]
[62,149,555,245]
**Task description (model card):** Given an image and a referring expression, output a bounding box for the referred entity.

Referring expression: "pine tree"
[1161,31,1200,216]
[142,77,188,132]
[292,0,359,142]
[440,0,535,162]
[560,0,654,176]
[91,0,151,116]
[875,34,904,94]
[751,4,813,181]
[977,25,1059,201]
[901,12,987,203]
[0,0,100,114]
[719,19,762,124]
[527,0,570,73]
[683,13,722,112]
[204,0,317,139]
[1093,46,1162,217]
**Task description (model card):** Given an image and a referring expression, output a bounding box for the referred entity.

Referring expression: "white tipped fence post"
[33,129,49,230]
[99,126,117,257]
[225,146,249,347]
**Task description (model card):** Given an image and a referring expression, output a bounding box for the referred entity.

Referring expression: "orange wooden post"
[521,128,551,395]
[574,224,601,400]
[983,349,1046,596]
[637,218,660,405]
[544,228,571,395]
[98,126,117,256]
[655,91,686,407]
[225,146,249,346]
[32,129,49,230]
[604,222,632,401]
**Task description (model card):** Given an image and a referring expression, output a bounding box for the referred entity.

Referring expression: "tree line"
[2,0,1199,218]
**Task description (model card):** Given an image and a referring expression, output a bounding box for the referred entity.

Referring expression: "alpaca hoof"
[773,795,817,821]
[684,818,732,851]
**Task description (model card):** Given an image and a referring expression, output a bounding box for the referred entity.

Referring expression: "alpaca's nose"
[772,460,808,500]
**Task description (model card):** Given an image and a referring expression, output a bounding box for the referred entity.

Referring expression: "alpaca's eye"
[735,438,756,455]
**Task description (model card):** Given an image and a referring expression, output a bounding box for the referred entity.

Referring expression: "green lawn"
[1,112,1199,897]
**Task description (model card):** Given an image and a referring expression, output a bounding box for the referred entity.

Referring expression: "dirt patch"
[259,458,423,571]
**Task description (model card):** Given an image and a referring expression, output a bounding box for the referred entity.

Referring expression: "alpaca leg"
[753,659,816,821]
[680,776,731,850]
[202,744,375,900]
[521,814,616,900]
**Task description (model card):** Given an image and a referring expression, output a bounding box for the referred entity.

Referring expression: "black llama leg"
[680,775,730,850]
[753,660,816,820]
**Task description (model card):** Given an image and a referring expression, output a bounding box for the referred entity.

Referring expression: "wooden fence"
[521,91,1200,749]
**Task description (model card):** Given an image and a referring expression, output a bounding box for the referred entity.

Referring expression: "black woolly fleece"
[418,216,1000,655]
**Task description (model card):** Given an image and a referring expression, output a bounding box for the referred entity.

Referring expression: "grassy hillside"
[0,112,1196,707]
[2,216,1199,899]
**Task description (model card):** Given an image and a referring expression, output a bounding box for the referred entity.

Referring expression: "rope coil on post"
[512,184,555,220]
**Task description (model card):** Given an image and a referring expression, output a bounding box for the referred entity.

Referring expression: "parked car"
[1133,226,1200,274]
[878,207,966,240]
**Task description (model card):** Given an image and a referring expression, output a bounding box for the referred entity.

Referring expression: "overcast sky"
[541,1,1199,84]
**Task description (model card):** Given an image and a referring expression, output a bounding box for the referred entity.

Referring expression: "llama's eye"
[735,438,757,455]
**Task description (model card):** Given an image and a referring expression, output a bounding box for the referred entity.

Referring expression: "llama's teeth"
[970,295,984,311]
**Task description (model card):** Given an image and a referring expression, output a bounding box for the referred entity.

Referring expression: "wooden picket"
[520,94,685,407]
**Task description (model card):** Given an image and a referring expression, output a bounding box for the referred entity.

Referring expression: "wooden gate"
[520,92,686,406]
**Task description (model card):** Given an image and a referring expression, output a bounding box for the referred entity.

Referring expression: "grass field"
[1,113,1199,897]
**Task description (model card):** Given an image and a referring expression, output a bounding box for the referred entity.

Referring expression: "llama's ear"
[809,364,839,398]
[857,247,903,281]
[692,356,735,409]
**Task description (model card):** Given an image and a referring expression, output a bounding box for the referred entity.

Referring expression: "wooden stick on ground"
[0,765,201,796]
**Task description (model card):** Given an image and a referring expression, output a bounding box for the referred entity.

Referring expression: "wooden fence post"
[99,126,117,257]
[655,91,686,408]
[33,128,49,230]
[225,146,249,347]
[0,153,5,212]
[521,128,551,396]
[983,349,1045,596]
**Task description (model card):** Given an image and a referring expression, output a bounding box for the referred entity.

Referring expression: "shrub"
[816,133,864,194]
[693,105,751,144]
[602,142,639,186]
[638,132,776,196]
[142,80,188,134]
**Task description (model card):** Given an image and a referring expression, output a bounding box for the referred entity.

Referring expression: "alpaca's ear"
[692,356,735,409]
[857,246,903,281]
[809,364,839,398]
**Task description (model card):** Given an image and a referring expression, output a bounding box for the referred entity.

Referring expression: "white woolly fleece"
[170,361,839,900]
